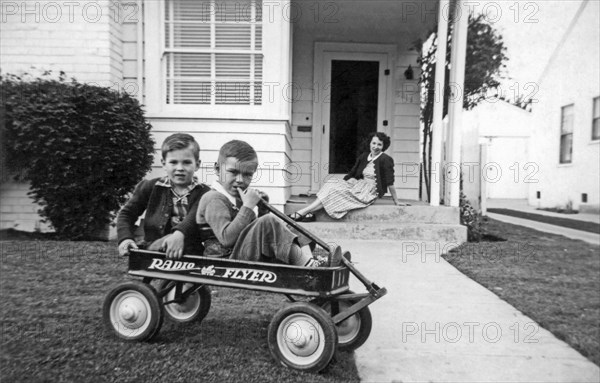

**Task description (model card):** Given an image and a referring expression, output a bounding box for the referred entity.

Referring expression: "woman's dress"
[316,161,378,219]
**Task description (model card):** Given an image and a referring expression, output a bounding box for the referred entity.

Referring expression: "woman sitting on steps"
[289,132,408,223]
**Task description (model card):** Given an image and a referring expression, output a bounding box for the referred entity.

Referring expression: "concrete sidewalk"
[485,199,600,245]
[487,213,600,245]
[487,199,600,224]
[333,239,600,383]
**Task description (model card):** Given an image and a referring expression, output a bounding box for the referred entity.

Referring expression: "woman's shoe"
[301,212,316,222]
[287,211,304,221]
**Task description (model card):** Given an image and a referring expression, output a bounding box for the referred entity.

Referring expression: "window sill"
[145,105,289,121]
[590,139,600,145]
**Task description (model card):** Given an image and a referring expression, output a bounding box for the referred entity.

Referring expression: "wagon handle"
[257,198,331,251]
[258,198,386,296]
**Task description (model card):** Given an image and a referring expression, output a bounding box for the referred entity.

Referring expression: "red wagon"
[103,201,387,372]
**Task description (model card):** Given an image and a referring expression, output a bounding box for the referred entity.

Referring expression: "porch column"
[429,0,450,207]
[446,0,469,207]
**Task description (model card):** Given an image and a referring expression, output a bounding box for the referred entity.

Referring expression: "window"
[593,97,600,140]
[559,104,574,164]
[163,0,263,105]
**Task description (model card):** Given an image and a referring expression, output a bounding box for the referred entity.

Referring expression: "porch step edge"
[284,205,460,224]
[299,222,467,243]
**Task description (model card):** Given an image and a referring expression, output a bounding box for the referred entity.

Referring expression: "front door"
[311,45,392,193]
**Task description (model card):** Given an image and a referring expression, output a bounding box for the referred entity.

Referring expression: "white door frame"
[310,42,396,194]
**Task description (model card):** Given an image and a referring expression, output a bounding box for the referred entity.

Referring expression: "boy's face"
[216,156,258,197]
[162,146,200,188]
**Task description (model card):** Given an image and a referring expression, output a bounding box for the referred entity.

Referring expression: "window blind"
[164,0,263,105]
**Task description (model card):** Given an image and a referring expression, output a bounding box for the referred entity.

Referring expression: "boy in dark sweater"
[196,140,342,267]
[117,133,209,259]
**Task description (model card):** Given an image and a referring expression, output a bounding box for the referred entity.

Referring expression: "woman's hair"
[367,132,391,152]
[217,140,258,165]
[161,133,200,161]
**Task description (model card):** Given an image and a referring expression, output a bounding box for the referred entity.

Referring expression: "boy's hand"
[257,190,269,216]
[163,231,185,259]
[238,187,261,209]
[118,239,138,256]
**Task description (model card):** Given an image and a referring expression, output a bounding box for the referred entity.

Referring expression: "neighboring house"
[461,101,531,210]
[460,0,599,214]
[528,0,599,213]
[1,0,468,237]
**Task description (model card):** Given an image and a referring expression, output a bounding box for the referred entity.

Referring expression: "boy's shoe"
[328,245,343,266]
[342,251,352,262]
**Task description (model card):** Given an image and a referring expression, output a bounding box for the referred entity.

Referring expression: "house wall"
[146,119,293,208]
[529,0,600,210]
[288,0,434,199]
[0,0,125,231]
[0,0,124,85]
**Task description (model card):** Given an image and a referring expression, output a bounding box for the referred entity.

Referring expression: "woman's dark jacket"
[343,152,395,197]
[117,178,210,254]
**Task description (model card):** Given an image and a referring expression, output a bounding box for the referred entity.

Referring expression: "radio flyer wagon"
[103,200,387,373]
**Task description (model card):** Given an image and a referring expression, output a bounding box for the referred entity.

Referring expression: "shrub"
[459,191,484,242]
[1,72,155,240]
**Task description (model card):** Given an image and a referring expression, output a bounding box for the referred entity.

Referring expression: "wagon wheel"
[103,281,163,341]
[320,291,373,351]
[156,280,211,323]
[267,302,338,373]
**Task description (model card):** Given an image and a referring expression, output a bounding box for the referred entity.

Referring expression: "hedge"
[1,72,155,240]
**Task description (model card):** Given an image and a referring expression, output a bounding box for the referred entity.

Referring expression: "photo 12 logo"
[1,1,139,24]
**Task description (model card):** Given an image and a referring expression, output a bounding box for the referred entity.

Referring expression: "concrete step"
[297,222,467,243]
[285,203,459,224]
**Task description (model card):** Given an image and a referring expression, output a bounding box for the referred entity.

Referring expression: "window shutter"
[164,0,263,105]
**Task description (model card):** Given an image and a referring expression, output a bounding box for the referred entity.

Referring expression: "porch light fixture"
[404,65,414,80]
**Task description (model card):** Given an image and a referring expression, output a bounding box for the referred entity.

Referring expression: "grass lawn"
[443,218,600,366]
[0,239,360,383]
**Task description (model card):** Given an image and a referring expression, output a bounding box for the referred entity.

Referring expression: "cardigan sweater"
[117,178,210,253]
[343,152,395,198]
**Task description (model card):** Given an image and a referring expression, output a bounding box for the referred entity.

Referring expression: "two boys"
[118,135,340,267]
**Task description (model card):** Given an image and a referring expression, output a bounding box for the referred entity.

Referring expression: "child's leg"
[231,215,308,264]
[288,243,319,266]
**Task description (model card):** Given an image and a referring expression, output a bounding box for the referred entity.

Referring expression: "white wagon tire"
[156,280,211,323]
[103,281,163,341]
[267,302,338,373]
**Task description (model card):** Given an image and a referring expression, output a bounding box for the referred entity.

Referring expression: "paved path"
[485,199,600,245]
[487,212,600,245]
[487,198,600,224]
[331,239,600,383]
